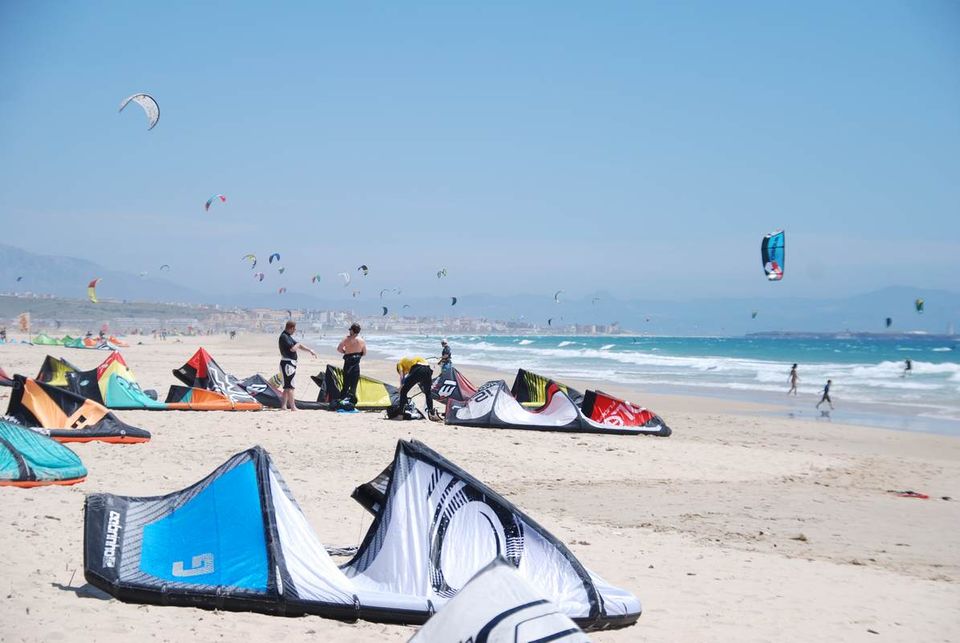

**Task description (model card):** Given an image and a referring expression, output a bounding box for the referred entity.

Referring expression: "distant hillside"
[0,243,207,304]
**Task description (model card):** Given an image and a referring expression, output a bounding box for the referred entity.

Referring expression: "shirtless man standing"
[336,323,366,406]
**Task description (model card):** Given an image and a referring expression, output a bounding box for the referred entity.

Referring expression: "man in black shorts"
[279,320,317,411]
[815,379,834,411]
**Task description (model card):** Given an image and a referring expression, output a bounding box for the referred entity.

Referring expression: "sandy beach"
[1,334,958,642]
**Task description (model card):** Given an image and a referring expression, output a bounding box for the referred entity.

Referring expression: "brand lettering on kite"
[103,510,122,568]
[473,381,499,403]
[172,553,215,577]
[437,381,456,397]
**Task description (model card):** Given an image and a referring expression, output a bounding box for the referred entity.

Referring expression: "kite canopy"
[239,374,325,410]
[915,298,925,313]
[437,268,447,279]
[358,264,369,275]
[381,306,388,316]
[87,278,102,303]
[311,365,398,411]
[311,274,321,283]
[554,289,564,304]
[84,440,639,629]
[0,420,87,488]
[269,253,281,264]
[66,352,167,410]
[36,355,81,386]
[278,287,287,295]
[447,380,669,436]
[450,297,457,306]
[204,194,227,211]
[338,272,351,287]
[6,375,151,444]
[118,93,160,130]
[580,390,671,436]
[761,230,785,281]
[32,333,60,346]
[511,369,584,408]
[409,558,589,642]
[886,317,893,328]
[172,348,261,409]
[430,366,478,403]
[242,254,257,269]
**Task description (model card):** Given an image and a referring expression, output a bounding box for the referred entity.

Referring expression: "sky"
[1,0,958,307]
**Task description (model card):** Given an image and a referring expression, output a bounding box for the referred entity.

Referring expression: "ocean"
[314,333,960,435]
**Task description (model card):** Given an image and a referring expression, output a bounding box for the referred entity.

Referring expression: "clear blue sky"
[1,1,958,304]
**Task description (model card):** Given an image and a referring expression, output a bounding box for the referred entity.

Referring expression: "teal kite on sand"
[0,420,87,487]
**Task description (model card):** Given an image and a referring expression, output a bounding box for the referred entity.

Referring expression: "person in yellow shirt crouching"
[396,356,442,422]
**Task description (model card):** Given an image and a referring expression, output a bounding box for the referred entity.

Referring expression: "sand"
[1,334,958,642]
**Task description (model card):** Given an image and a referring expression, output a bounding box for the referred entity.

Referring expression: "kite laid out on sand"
[409,558,589,642]
[511,368,584,408]
[171,348,261,410]
[6,375,151,444]
[430,366,477,403]
[446,380,671,436]
[311,365,399,411]
[83,440,640,629]
[761,229,785,281]
[0,420,87,488]
[60,352,167,410]
[239,374,325,411]
[118,93,159,130]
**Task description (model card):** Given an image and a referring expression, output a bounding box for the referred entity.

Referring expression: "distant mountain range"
[1,244,957,335]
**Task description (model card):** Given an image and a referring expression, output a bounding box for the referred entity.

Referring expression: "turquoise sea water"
[321,334,960,435]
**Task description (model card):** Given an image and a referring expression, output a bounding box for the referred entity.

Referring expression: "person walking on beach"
[396,356,443,422]
[279,320,317,411]
[816,379,834,410]
[336,323,366,406]
[787,364,799,396]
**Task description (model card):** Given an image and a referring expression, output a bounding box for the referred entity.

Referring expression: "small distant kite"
[16,276,22,282]
[402,304,410,309]
[761,230,785,281]
[139,271,148,278]
[352,290,360,298]
[554,290,564,304]
[204,194,227,211]
[380,289,390,299]
[751,311,758,319]
[381,306,388,316]
[450,297,458,306]
[885,317,893,328]
[278,267,285,275]
[915,298,924,314]
[547,318,553,326]
[278,287,287,295]
[118,93,160,130]
[269,253,281,264]
[87,278,102,303]
[254,272,265,282]
[242,254,257,269]
[437,268,448,279]
[311,274,321,283]
[591,296,600,305]
[339,272,351,287]
[286,309,293,318]
[358,265,369,276]
[160,264,170,272]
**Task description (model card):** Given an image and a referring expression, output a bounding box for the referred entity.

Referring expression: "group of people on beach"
[276,319,446,421]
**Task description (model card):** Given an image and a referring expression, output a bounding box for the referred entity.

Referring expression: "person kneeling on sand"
[279,320,317,411]
[396,356,443,422]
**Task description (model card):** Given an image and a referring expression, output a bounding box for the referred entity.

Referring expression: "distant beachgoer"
[279,320,317,411]
[815,379,834,410]
[788,364,799,396]
[439,339,452,368]
[0,327,6,342]
[396,356,442,422]
[336,323,366,406]
[903,358,912,377]
[229,330,236,340]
